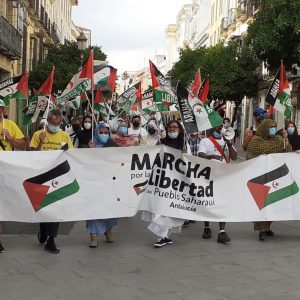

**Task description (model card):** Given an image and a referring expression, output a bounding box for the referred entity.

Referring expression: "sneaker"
[202,227,212,239]
[217,231,231,243]
[0,241,4,253]
[104,230,114,243]
[44,242,60,254]
[164,238,173,245]
[38,231,47,244]
[266,230,274,236]
[183,220,190,227]
[154,238,166,248]
[89,239,98,248]
[259,231,266,241]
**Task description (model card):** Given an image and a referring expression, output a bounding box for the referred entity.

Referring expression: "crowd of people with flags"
[0,51,299,254]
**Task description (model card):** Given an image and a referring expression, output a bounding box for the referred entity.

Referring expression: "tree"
[246,0,300,72]
[29,42,107,93]
[169,42,260,104]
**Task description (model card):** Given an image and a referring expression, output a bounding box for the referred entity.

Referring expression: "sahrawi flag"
[117,82,142,113]
[187,69,201,97]
[247,164,299,210]
[0,73,29,105]
[266,62,292,119]
[149,60,177,111]
[141,90,156,115]
[23,67,55,126]
[133,180,148,196]
[23,160,80,212]
[94,89,115,117]
[177,82,222,134]
[94,65,117,92]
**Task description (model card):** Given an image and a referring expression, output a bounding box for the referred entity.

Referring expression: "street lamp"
[76,31,88,63]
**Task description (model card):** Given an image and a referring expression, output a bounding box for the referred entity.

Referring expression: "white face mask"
[84,122,92,130]
[168,131,178,139]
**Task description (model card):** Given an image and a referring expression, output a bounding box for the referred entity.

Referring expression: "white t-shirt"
[199,137,235,163]
[128,127,148,138]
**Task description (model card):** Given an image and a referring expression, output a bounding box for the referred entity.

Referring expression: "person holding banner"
[77,115,93,148]
[198,124,237,243]
[246,118,292,240]
[30,109,73,254]
[145,120,185,248]
[128,115,148,139]
[286,121,300,152]
[0,99,26,253]
[66,116,82,148]
[112,120,139,147]
[242,108,267,151]
[140,121,160,146]
[87,122,119,248]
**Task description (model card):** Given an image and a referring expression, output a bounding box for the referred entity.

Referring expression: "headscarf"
[160,120,184,150]
[246,119,292,160]
[94,122,110,148]
[77,116,93,148]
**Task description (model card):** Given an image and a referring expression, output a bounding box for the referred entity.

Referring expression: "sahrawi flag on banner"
[177,82,222,134]
[247,164,299,210]
[266,61,292,119]
[149,60,177,111]
[23,160,80,212]
[0,73,29,105]
[23,68,55,126]
[117,82,142,113]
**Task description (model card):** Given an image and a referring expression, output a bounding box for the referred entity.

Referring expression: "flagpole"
[43,95,51,131]
[26,98,29,135]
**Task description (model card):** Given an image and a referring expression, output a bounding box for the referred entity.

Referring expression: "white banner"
[0,146,299,222]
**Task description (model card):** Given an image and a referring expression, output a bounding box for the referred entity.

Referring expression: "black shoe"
[259,231,266,241]
[266,230,274,236]
[164,238,173,245]
[183,220,190,227]
[202,227,212,239]
[154,238,166,248]
[0,241,4,253]
[38,231,47,244]
[217,231,231,243]
[44,242,60,254]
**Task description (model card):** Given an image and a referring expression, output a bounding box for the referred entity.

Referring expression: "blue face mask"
[47,124,60,133]
[269,127,277,137]
[287,127,295,135]
[99,134,109,144]
[213,131,222,139]
[119,127,128,136]
[168,132,178,139]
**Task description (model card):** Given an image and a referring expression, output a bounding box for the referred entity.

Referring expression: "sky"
[72,0,189,74]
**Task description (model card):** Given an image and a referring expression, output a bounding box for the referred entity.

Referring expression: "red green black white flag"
[23,160,80,212]
[247,164,299,210]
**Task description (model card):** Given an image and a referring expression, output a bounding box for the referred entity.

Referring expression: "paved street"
[2,217,300,300]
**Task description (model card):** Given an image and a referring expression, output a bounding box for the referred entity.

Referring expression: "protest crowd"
[0,55,299,254]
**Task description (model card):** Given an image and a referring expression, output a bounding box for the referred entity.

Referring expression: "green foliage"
[246,0,300,71]
[29,42,107,93]
[169,42,260,102]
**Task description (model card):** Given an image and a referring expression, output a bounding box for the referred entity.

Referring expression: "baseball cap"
[253,107,267,118]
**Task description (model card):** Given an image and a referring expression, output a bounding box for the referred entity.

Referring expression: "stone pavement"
[2,217,300,300]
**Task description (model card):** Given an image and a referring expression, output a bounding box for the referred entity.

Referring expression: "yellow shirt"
[0,119,24,151]
[30,129,74,151]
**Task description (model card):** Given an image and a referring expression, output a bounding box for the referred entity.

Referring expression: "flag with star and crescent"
[247,164,299,210]
[23,160,80,212]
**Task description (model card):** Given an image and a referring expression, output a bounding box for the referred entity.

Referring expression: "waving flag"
[188,69,201,97]
[23,160,80,212]
[117,82,142,113]
[23,68,55,125]
[94,89,115,117]
[0,73,29,105]
[94,66,117,92]
[142,90,156,115]
[177,82,222,134]
[266,62,292,119]
[198,76,209,104]
[247,164,299,210]
[149,60,177,111]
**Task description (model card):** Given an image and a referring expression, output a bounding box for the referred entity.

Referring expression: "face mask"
[269,127,276,137]
[213,131,222,139]
[99,134,109,144]
[168,131,178,139]
[148,128,156,135]
[119,127,128,136]
[72,124,80,132]
[132,121,140,128]
[287,127,295,135]
[84,122,92,130]
[47,124,60,134]
[223,122,230,129]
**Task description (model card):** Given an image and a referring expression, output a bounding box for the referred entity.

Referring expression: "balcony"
[0,17,22,60]
[51,22,61,43]
[228,8,237,28]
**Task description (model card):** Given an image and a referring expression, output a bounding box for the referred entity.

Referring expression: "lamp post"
[76,31,88,65]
